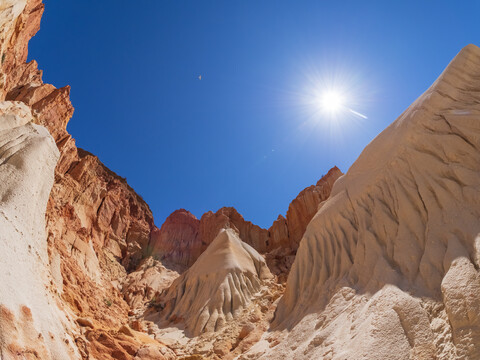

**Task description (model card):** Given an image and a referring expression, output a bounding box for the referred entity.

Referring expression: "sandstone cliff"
[0,1,175,359]
[5,1,480,360]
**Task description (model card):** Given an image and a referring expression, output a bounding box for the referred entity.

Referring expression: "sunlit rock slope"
[243,44,480,360]
[153,228,273,337]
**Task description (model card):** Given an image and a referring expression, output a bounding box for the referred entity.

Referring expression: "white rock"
[0,101,79,359]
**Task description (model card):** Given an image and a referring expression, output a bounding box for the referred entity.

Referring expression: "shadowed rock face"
[243,44,480,360]
[154,228,272,337]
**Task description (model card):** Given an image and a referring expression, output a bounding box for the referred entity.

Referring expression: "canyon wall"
[0,2,175,359]
[5,2,479,360]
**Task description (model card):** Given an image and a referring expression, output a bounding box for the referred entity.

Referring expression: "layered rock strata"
[0,1,177,358]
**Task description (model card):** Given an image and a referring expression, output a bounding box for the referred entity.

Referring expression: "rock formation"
[242,44,480,360]
[266,166,342,279]
[122,256,180,310]
[152,229,272,337]
[0,101,77,359]
[268,166,342,250]
[150,207,270,267]
[0,1,177,359]
[150,209,202,267]
[150,168,342,272]
[3,0,157,320]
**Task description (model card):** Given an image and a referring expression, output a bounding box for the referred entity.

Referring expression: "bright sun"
[319,90,345,115]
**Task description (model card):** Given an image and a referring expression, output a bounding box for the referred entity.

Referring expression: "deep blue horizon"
[29,1,480,228]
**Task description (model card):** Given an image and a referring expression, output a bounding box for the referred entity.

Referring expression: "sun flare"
[319,90,345,114]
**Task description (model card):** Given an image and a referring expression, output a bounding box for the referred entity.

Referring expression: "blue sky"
[30,1,480,228]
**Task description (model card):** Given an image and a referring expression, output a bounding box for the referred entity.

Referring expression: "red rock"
[150,209,201,267]
[152,169,342,269]
[269,166,343,250]
[200,207,269,252]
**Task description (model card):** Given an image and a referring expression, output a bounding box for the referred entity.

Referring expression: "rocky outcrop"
[200,207,270,253]
[266,167,342,279]
[0,0,43,99]
[0,101,78,359]
[1,0,159,333]
[150,209,201,267]
[242,44,480,360]
[268,166,342,250]
[122,257,180,309]
[10,1,480,360]
[153,229,273,337]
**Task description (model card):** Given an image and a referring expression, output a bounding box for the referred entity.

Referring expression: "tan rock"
[119,325,135,337]
[245,44,480,360]
[153,229,272,336]
[76,317,94,328]
[200,207,270,253]
[122,256,180,309]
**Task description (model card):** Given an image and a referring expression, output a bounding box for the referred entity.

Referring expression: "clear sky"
[30,1,480,228]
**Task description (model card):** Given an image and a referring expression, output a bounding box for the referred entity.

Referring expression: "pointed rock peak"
[153,229,272,336]
[191,228,272,279]
[317,166,343,186]
[166,208,198,221]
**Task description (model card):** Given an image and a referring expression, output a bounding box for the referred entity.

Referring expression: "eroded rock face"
[243,44,480,360]
[268,166,343,250]
[266,167,342,279]
[9,1,480,360]
[152,229,273,337]
[150,209,201,267]
[0,1,176,358]
[1,0,159,333]
[0,101,78,359]
[200,207,270,253]
[0,0,43,99]
[122,257,180,310]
